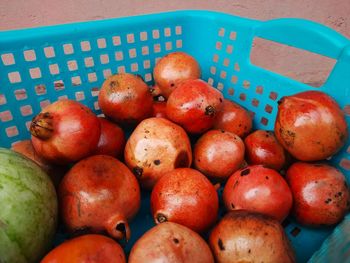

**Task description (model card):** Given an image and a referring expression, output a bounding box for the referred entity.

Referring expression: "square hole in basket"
[340,158,350,171]
[35,84,46,95]
[154,44,161,53]
[220,70,227,79]
[67,60,78,71]
[127,33,135,43]
[63,43,74,55]
[217,82,224,91]
[243,80,250,89]
[208,77,214,86]
[143,60,151,69]
[218,28,225,37]
[84,57,94,67]
[58,95,68,101]
[0,110,13,122]
[117,65,125,73]
[115,51,124,61]
[71,76,82,86]
[91,87,99,97]
[54,80,65,91]
[0,94,6,105]
[175,25,182,35]
[145,73,152,82]
[231,75,238,84]
[112,35,121,46]
[40,99,51,109]
[176,40,182,48]
[216,41,222,50]
[223,58,230,67]
[129,48,137,58]
[226,45,233,54]
[210,66,216,75]
[164,27,171,37]
[8,71,21,83]
[100,54,109,64]
[49,64,60,75]
[230,31,237,40]
[252,98,259,107]
[94,101,100,110]
[261,117,269,126]
[30,67,42,79]
[140,31,148,41]
[265,104,273,113]
[103,69,112,79]
[152,29,160,39]
[20,105,33,116]
[44,46,55,58]
[1,53,15,65]
[344,105,350,116]
[234,62,240,71]
[239,93,246,101]
[14,89,27,100]
[24,49,36,61]
[142,46,149,55]
[256,85,263,94]
[80,41,91,51]
[228,88,234,95]
[75,91,85,101]
[6,126,19,137]
[213,54,219,63]
[97,38,107,49]
[131,62,139,72]
[165,41,172,51]
[269,91,278,100]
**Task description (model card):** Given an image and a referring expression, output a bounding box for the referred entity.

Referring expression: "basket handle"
[255,18,349,59]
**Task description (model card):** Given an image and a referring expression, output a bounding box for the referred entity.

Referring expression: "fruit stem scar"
[156,213,168,223]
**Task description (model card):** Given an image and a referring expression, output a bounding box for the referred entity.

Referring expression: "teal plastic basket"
[0,10,349,262]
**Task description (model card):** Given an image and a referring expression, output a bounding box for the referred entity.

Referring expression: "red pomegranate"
[95,117,125,158]
[275,90,348,161]
[166,79,224,133]
[124,117,192,189]
[153,52,201,98]
[98,73,153,125]
[244,130,286,170]
[41,234,126,263]
[129,222,214,263]
[152,101,167,118]
[151,168,219,233]
[30,99,100,164]
[194,129,245,181]
[286,162,350,226]
[213,99,252,138]
[209,210,295,263]
[59,155,140,241]
[223,165,293,222]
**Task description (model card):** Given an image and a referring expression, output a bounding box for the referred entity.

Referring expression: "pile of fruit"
[0,52,349,263]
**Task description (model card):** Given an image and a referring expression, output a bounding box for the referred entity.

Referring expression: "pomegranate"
[152,101,167,118]
[194,130,245,181]
[98,73,153,125]
[59,155,140,241]
[166,79,224,133]
[209,210,295,263]
[12,140,66,188]
[124,117,192,189]
[153,51,201,98]
[223,165,293,222]
[286,162,350,226]
[41,234,126,263]
[151,168,218,233]
[213,99,252,138]
[30,99,100,165]
[275,90,348,161]
[244,130,286,170]
[95,117,125,158]
[129,222,214,263]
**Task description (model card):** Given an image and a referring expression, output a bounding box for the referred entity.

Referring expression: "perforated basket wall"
[0,10,349,263]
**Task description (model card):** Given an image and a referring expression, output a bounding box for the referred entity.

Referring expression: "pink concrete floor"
[0,0,349,85]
